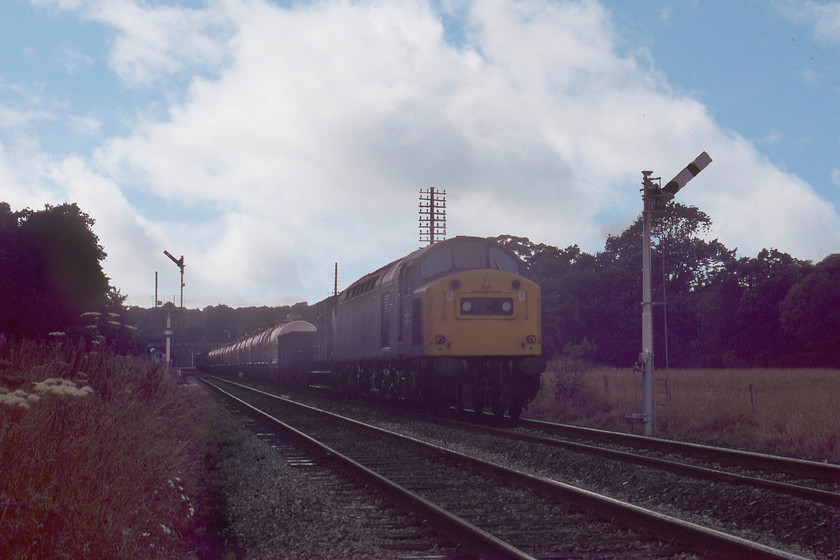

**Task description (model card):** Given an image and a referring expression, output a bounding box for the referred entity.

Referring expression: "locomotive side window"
[420,247,452,279]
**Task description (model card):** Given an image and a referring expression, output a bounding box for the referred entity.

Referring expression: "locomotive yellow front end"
[419,267,546,418]
[424,269,542,358]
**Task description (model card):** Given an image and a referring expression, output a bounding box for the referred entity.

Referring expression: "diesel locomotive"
[206,236,546,418]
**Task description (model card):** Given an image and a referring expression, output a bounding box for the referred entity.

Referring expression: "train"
[205,236,546,418]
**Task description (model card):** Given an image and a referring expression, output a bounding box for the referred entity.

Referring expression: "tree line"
[1,200,838,368]
[494,203,840,369]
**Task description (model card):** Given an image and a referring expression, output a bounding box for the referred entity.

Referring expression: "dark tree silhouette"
[0,202,113,339]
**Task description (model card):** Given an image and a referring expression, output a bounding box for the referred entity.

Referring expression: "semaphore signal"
[637,152,711,436]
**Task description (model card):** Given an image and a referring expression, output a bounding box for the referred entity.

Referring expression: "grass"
[525,359,840,462]
[0,339,221,560]
[4,339,836,558]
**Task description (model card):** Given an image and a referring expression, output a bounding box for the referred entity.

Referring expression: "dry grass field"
[526,361,840,462]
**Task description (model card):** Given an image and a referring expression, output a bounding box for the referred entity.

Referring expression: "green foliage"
[779,255,840,366]
[0,202,117,340]
[493,202,840,369]
[552,338,597,400]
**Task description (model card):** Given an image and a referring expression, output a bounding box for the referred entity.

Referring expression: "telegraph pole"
[639,152,711,436]
[419,187,447,246]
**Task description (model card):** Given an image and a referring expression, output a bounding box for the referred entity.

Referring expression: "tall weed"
[526,364,840,462]
[0,340,215,559]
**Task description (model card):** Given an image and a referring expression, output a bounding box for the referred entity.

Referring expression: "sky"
[1,0,839,309]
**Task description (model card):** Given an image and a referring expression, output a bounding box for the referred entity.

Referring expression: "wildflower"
[32,378,95,398]
[0,389,30,409]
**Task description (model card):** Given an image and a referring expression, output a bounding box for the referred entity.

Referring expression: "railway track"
[436,415,840,507]
[201,376,820,559]
[204,382,458,559]
[517,418,840,489]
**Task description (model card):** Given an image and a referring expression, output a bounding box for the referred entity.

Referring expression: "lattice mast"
[419,187,446,246]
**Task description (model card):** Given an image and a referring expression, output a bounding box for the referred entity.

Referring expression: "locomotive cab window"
[489,247,521,275]
[453,240,486,269]
[415,237,526,285]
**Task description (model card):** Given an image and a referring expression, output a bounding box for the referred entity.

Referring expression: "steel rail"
[519,417,840,482]
[200,377,538,560]
[208,377,813,560]
[441,417,840,507]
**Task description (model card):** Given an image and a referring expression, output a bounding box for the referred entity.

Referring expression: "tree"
[0,202,115,339]
[779,254,840,367]
[590,204,736,367]
[727,249,809,366]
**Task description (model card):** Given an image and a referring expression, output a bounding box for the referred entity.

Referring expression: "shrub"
[0,341,215,559]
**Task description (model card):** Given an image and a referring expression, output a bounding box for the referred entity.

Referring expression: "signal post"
[638,152,711,436]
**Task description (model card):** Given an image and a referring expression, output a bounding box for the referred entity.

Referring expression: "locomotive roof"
[340,236,524,300]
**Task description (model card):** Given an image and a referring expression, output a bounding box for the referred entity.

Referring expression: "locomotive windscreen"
[418,239,523,281]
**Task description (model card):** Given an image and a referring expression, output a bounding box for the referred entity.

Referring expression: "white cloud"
[66,114,101,135]
[35,0,235,86]
[0,103,52,128]
[10,0,840,307]
[676,135,839,260]
[759,131,784,145]
[783,1,840,43]
[0,140,164,303]
[58,44,94,74]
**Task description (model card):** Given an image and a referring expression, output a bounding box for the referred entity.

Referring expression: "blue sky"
[1,0,838,308]
[611,1,840,208]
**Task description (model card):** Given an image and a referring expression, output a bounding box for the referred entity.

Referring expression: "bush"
[0,341,217,559]
[553,338,597,400]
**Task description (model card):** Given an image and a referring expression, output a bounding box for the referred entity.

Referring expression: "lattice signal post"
[419,187,447,246]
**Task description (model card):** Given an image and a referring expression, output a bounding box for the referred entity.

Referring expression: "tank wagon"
[207,320,316,382]
[206,236,546,418]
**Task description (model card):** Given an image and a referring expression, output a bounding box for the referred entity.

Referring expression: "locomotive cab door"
[398,264,418,356]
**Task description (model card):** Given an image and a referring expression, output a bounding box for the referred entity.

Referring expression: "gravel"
[192,381,840,559]
[196,381,450,559]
